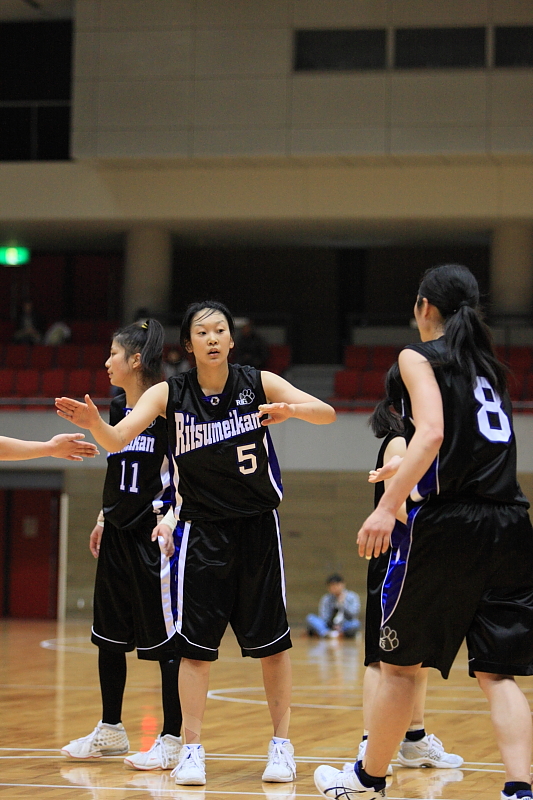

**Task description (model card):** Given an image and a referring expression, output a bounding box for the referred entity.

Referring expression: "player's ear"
[229,338,234,349]
[131,352,142,369]
[184,339,193,353]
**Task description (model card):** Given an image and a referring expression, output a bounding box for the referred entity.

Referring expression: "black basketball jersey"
[166,364,283,520]
[402,338,528,506]
[102,393,171,528]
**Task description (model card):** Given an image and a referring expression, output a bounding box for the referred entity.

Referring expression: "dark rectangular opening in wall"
[37,105,71,160]
[0,107,32,160]
[0,20,72,102]
[495,26,533,67]
[395,27,486,69]
[294,29,387,71]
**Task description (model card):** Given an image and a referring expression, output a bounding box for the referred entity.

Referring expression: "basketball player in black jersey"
[56,300,336,788]
[316,264,533,800]
[360,364,462,778]
[61,320,183,772]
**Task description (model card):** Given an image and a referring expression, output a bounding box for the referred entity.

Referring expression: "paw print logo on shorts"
[380,626,399,651]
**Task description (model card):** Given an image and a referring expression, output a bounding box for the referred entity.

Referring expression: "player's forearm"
[87,416,126,453]
[377,424,443,517]
[0,437,54,460]
[289,401,336,425]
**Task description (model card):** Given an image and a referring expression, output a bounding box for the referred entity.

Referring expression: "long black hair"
[417,264,507,395]
[113,318,164,386]
[370,362,405,438]
[180,300,235,350]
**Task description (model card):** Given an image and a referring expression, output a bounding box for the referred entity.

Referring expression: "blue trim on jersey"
[411,454,439,502]
[170,522,185,627]
[381,510,418,627]
[265,428,283,497]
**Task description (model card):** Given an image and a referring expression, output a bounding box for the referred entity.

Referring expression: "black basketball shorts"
[173,509,292,661]
[91,514,179,660]
[376,500,533,679]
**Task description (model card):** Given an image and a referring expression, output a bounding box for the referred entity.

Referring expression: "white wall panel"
[291,126,387,155]
[390,73,487,126]
[98,81,192,129]
[194,79,288,127]
[490,73,533,125]
[193,128,287,157]
[195,29,290,77]
[291,75,388,126]
[98,31,193,79]
[98,0,193,29]
[292,0,388,28]
[196,0,290,28]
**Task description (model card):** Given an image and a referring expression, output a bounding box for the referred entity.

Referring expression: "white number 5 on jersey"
[473,376,512,443]
[237,443,258,474]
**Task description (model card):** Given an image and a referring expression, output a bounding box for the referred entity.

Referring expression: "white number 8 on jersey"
[473,376,512,443]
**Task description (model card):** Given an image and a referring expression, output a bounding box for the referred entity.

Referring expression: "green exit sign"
[0,246,31,266]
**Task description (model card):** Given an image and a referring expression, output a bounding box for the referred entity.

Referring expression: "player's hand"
[368,455,403,483]
[56,395,101,430]
[89,523,104,558]
[357,507,396,559]
[258,402,294,426]
[152,523,175,557]
[48,433,99,461]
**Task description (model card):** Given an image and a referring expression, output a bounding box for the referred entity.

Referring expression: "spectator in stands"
[44,320,71,345]
[13,301,42,344]
[163,348,190,378]
[306,573,361,639]
[232,318,269,370]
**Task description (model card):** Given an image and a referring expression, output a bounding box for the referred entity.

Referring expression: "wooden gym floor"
[0,619,526,799]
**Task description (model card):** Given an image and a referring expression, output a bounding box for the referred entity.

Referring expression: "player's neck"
[196,362,230,397]
[124,379,149,408]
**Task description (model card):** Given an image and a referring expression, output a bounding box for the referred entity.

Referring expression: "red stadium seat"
[0,368,15,394]
[56,345,81,369]
[93,370,112,398]
[360,370,387,400]
[66,369,93,399]
[344,345,371,370]
[94,321,119,343]
[333,369,361,399]
[265,344,291,375]
[14,369,40,397]
[82,344,108,368]
[41,369,66,398]
[28,345,55,369]
[69,321,95,344]
[507,347,533,374]
[4,344,30,368]
[370,346,400,370]
[508,372,525,402]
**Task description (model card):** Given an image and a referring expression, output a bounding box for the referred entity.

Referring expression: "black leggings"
[99,649,182,737]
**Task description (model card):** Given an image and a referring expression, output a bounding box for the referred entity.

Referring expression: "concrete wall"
[73,0,533,159]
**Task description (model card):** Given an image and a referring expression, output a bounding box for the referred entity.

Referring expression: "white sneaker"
[171,744,206,786]
[124,734,182,770]
[357,739,393,776]
[397,734,463,769]
[314,763,386,800]
[262,739,296,783]
[61,721,129,759]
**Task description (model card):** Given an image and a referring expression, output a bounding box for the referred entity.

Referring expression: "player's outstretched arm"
[0,433,99,461]
[368,454,403,483]
[259,371,336,426]
[56,383,169,453]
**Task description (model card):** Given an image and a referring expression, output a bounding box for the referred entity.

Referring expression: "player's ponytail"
[370,362,404,438]
[417,264,507,395]
[113,318,164,386]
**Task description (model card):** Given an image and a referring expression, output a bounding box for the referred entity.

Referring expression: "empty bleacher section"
[331,345,533,410]
[0,340,292,409]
